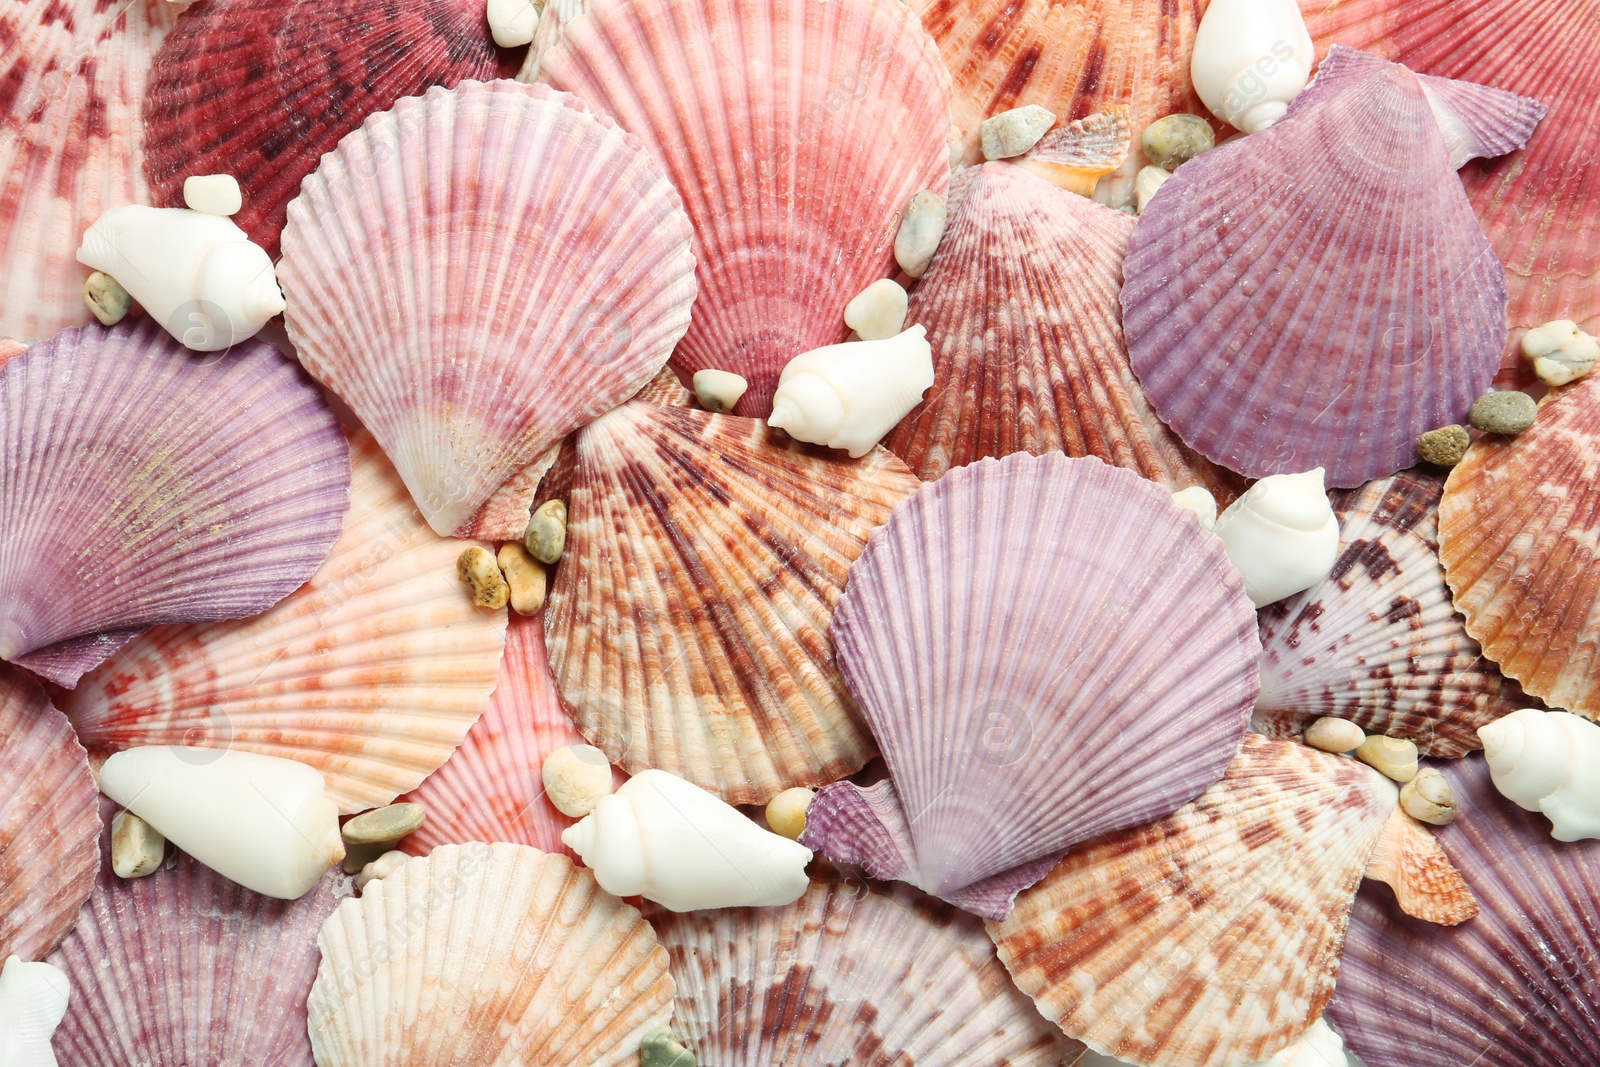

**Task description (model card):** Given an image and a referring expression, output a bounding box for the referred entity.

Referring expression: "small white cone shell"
[0,957,69,1067]
[1190,0,1314,133]
[561,769,811,911]
[768,325,935,457]
[1479,709,1600,841]
[97,747,343,899]
[1214,468,1339,607]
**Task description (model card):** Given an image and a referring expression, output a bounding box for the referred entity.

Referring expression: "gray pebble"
[641,1028,697,1067]
[980,104,1056,160]
[1140,114,1214,171]
[1416,424,1470,467]
[342,802,426,847]
[894,191,947,279]
[1467,390,1537,435]
[524,499,568,564]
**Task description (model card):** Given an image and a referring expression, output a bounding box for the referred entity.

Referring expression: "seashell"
[1438,375,1600,716]
[142,0,498,260]
[280,80,696,537]
[882,160,1244,502]
[1122,48,1528,487]
[801,452,1260,919]
[61,431,506,814]
[1360,804,1476,925]
[646,868,1084,1065]
[563,770,812,911]
[0,956,69,1067]
[0,319,349,686]
[0,668,99,963]
[1325,752,1600,1067]
[1016,108,1133,197]
[1478,708,1600,841]
[1353,735,1419,783]
[0,0,186,342]
[1255,469,1528,757]
[1397,766,1456,826]
[1213,468,1340,607]
[539,0,951,416]
[692,370,750,414]
[768,327,935,458]
[307,842,673,1066]
[1190,0,1314,133]
[46,803,347,1067]
[544,400,920,804]
[515,0,588,82]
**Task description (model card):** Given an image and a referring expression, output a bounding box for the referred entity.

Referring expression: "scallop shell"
[1300,0,1600,387]
[1439,374,1600,718]
[647,868,1084,1065]
[800,452,1260,919]
[539,0,951,416]
[60,431,507,814]
[0,0,186,341]
[280,80,696,538]
[1256,469,1528,756]
[1326,754,1600,1067]
[142,0,498,259]
[308,842,673,1066]
[0,667,99,962]
[516,0,589,82]
[544,400,920,805]
[1016,107,1133,196]
[0,319,350,686]
[46,805,348,1066]
[883,159,1243,504]
[1122,49,1512,487]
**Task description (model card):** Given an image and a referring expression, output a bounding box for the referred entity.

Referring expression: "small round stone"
[341,802,427,847]
[355,850,410,891]
[457,545,509,609]
[1399,768,1456,826]
[1467,390,1537,435]
[980,104,1056,161]
[765,787,815,841]
[496,542,547,615]
[524,499,568,564]
[542,744,614,818]
[182,173,243,216]
[1354,734,1419,783]
[1304,716,1365,754]
[842,278,908,341]
[1416,424,1470,467]
[691,369,748,415]
[893,190,947,278]
[1140,113,1214,171]
[82,271,131,326]
[111,809,166,879]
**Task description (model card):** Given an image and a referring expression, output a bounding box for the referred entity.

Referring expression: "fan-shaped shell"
[1439,375,1600,718]
[885,159,1243,504]
[539,0,952,416]
[308,843,673,1066]
[1256,468,1527,756]
[0,319,349,686]
[545,401,920,805]
[1122,50,1511,487]
[46,804,348,1066]
[801,452,1260,919]
[142,0,498,259]
[0,667,99,962]
[648,869,1084,1065]
[1326,754,1600,1067]
[280,80,697,538]
[61,431,507,814]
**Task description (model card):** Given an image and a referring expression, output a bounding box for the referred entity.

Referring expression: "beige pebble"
[1355,734,1418,783]
[1416,425,1470,468]
[355,850,410,891]
[342,802,426,847]
[980,104,1056,160]
[457,545,508,609]
[691,370,748,415]
[1400,767,1456,826]
[842,278,908,341]
[1304,716,1365,754]
[542,744,614,818]
[182,174,243,216]
[111,809,166,879]
[524,499,568,564]
[1134,165,1173,214]
[1467,390,1537,435]
[765,787,814,841]
[1140,114,1215,171]
[82,271,131,326]
[497,542,547,615]
[893,190,947,278]
[1522,319,1599,387]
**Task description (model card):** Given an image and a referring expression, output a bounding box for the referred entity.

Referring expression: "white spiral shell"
[767,325,935,457]
[1189,0,1314,133]
[0,956,69,1067]
[1213,468,1340,607]
[1478,709,1600,841]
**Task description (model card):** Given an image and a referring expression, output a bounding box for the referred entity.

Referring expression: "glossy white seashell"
[75,205,283,351]
[1190,0,1313,133]
[1478,709,1600,841]
[1214,468,1340,607]
[97,747,344,899]
[1170,485,1217,529]
[0,956,68,1067]
[767,326,935,458]
[562,770,812,911]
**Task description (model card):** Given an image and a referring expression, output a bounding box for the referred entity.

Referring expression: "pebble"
[980,104,1056,160]
[342,802,427,874]
[457,545,509,609]
[1304,716,1365,754]
[497,542,547,615]
[542,744,615,818]
[182,173,242,216]
[641,1027,697,1067]
[765,787,814,841]
[355,850,410,891]
[842,278,908,341]
[691,369,748,414]
[486,0,538,47]
[1467,390,1537,435]
[1169,485,1217,530]
[524,498,568,564]
[1416,424,1470,468]
[110,809,166,879]
[1140,114,1214,171]
[1134,165,1172,214]
[1522,319,1599,387]
[893,190,947,278]
[1354,734,1419,783]
[82,271,131,326]
[1399,767,1456,826]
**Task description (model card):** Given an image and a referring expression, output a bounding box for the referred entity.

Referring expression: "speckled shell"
[885,160,1243,504]
[1122,50,1511,487]
[0,0,186,341]
[0,667,98,962]
[142,0,498,259]
[0,320,349,686]
[544,401,920,805]
[647,869,1084,1066]
[1439,375,1600,718]
[280,80,696,538]
[801,452,1259,919]
[1256,469,1527,756]
[539,0,951,416]
[308,843,673,1067]
[61,432,507,814]
[990,734,1403,1067]
[47,803,347,1067]
[1327,754,1600,1067]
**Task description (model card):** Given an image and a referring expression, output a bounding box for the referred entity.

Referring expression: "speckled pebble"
[524,499,568,564]
[1140,114,1214,171]
[1467,391,1537,435]
[457,546,509,608]
[1416,424,1470,467]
